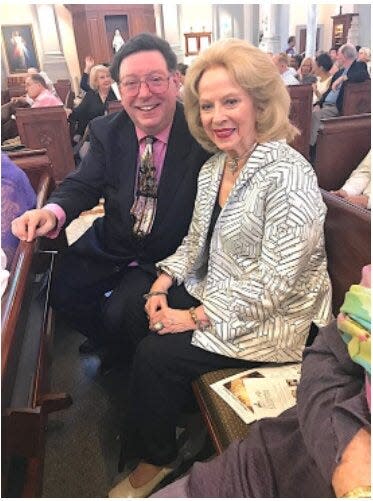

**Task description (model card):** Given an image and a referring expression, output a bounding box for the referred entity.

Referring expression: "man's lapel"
[110,113,138,225]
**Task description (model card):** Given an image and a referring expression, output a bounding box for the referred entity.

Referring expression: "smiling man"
[11,33,210,365]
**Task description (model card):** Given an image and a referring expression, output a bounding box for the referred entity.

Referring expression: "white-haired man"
[310,44,369,147]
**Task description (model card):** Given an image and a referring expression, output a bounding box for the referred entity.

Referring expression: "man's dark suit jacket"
[48,102,211,282]
[320,60,369,113]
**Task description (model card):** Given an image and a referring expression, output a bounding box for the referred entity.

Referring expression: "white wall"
[354,4,371,47]
[180,4,212,34]
[55,5,81,95]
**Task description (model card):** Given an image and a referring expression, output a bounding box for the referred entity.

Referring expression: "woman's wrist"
[188,306,211,331]
[151,273,173,293]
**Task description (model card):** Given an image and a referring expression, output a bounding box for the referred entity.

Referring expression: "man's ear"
[172,71,181,88]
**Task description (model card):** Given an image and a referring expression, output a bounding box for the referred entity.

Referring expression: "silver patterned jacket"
[157,141,332,362]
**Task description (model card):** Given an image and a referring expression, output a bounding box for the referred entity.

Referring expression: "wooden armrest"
[193,368,251,454]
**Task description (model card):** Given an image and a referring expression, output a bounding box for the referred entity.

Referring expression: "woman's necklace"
[225,142,257,175]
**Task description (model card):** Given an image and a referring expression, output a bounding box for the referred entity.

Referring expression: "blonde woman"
[109,38,331,498]
[298,56,317,84]
[68,64,117,138]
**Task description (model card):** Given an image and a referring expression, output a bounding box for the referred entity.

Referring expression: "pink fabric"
[32,89,63,108]
[43,203,66,239]
[135,124,172,182]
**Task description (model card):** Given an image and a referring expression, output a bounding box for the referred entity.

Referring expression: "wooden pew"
[1,149,72,497]
[54,79,72,105]
[314,113,371,190]
[192,191,371,454]
[16,106,75,184]
[107,100,123,114]
[288,84,313,160]
[342,80,371,116]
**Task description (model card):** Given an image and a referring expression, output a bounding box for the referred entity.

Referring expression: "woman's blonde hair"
[300,56,316,73]
[89,65,110,91]
[184,38,299,153]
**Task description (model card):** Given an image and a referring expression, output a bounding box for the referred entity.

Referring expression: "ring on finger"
[153,321,164,331]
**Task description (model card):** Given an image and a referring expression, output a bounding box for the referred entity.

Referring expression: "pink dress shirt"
[32,89,63,108]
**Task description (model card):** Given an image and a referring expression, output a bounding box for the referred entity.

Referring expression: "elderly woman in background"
[358,47,371,75]
[313,52,333,104]
[109,38,331,498]
[68,64,117,140]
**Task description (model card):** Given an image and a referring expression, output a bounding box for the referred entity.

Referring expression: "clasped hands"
[144,294,195,335]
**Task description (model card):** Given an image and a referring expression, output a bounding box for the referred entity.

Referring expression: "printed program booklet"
[210,363,302,424]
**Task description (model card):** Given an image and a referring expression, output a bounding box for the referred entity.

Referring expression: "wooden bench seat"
[2,150,72,497]
[192,191,371,454]
[314,113,371,191]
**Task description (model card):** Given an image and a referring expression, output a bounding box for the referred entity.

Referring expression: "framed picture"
[1,24,39,73]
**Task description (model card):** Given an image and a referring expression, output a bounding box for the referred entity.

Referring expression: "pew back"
[107,100,123,114]
[54,79,72,105]
[342,80,371,116]
[314,113,371,190]
[288,84,313,160]
[16,106,75,184]
[2,150,71,497]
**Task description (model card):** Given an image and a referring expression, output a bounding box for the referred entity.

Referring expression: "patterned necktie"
[130,136,158,237]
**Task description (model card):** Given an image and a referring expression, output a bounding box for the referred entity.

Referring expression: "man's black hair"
[28,73,47,89]
[110,32,177,82]
[315,52,333,72]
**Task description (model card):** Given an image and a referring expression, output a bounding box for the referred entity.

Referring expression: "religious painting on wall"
[1,24,39,73]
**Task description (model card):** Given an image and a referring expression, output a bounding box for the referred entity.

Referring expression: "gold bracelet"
[189,307,199,327]
[189,307,210,331]
[341,486,371,498]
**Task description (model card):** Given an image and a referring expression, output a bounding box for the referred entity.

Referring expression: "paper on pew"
[210,363,301,424]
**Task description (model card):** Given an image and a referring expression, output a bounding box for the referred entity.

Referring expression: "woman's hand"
[145,294,169,323]
[144,272,174,323]
[149,307,195,335]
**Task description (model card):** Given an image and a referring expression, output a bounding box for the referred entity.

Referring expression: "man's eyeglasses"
[120,75,171,96]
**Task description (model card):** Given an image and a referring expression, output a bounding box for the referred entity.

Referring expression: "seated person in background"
[358,47,371,75]
[331,151,371,209]
[297,56,317,84]
[1,98,29,143]
[27,66,57,96]
[1,153,36,265]
[14,73,63,108]
[329,46,341,76]
[154,265,371,499]
[310,44,369,147]
[68,64,118,153]
[272,52,300,85]
[312,52,333,104]
[289,53,303,72]
[108,38,331,498]
[80,55,120,99]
